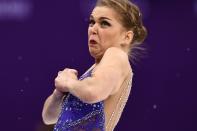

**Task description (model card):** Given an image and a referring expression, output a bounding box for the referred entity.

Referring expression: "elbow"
[42,116,55,125]
[42,111,56,125]
[42,118,52,125]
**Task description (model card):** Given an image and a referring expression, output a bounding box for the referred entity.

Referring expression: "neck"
[93,52,104,64]
[95,59,101,64]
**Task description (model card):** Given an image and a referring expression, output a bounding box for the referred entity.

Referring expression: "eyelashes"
[100,21,111,27]
[89,19,95,27]
[89,19,111,28]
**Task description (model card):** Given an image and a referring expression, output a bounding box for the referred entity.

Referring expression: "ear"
[124,30,134,45]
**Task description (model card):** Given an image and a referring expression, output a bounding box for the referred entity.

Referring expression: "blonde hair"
[96,0,147,61]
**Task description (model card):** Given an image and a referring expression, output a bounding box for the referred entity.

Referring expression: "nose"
[89,23,98,35]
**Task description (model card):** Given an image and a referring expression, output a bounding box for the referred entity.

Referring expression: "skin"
[88,6,133,63]
[42,6,133,125]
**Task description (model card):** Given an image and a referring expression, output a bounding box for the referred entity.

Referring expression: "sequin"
[54,68,105,131]
[54,67,133,131]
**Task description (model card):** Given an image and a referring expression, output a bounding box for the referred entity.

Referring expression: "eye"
[100,20,111,27]
[89,19,95,27]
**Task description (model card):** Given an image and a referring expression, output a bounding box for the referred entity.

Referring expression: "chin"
[89,50,97,58]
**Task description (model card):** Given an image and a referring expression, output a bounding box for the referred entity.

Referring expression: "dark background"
[0,0,196,130]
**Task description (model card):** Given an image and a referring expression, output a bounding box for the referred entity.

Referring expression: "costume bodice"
[54,68,105,131]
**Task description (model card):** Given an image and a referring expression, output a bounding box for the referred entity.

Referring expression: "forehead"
[90,6,119,20]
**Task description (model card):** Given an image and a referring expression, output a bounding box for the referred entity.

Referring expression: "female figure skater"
[42,0,147,130]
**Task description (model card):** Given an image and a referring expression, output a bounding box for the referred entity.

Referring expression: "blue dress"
[54,68,105,131]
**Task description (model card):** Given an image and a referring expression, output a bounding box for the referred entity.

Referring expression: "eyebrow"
[90,15,112,21]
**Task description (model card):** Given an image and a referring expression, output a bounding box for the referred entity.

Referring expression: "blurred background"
[0,0,196,130]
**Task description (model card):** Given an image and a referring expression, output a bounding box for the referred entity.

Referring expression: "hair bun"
[134,25,147,43]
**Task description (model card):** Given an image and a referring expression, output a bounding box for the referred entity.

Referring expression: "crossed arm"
[42,47,131,125]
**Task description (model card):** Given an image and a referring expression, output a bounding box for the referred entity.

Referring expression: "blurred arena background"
[0,0,196,130]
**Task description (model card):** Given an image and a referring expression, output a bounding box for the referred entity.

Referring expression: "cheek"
[100,30,114,42]
[88,28,91,37]
[100,30,120,45]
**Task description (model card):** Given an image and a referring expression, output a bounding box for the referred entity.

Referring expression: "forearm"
[67,71,122,104]
[68,78,105,104]
[42,89,65,125]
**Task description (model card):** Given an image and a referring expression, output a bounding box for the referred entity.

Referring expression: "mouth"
[89,39,98,45]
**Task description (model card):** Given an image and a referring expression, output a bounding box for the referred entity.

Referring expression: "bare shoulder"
[91,47,131,96]
[94,47,131,77]
[100,47,130,69]
[104,47,128,60]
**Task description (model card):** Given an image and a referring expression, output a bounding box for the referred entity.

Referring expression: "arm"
[42,89,65,125]
[42,69,78,125]
[67,47,131,104]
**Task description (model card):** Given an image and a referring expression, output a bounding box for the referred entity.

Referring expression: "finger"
[63,68,69,71]
[58,71,62,75]
[70,69,78,75]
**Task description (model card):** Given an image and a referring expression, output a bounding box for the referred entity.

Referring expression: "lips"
[89,39,97,45]
[89,35,99,46]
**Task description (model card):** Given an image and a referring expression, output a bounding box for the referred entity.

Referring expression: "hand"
[55,68,78,93]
